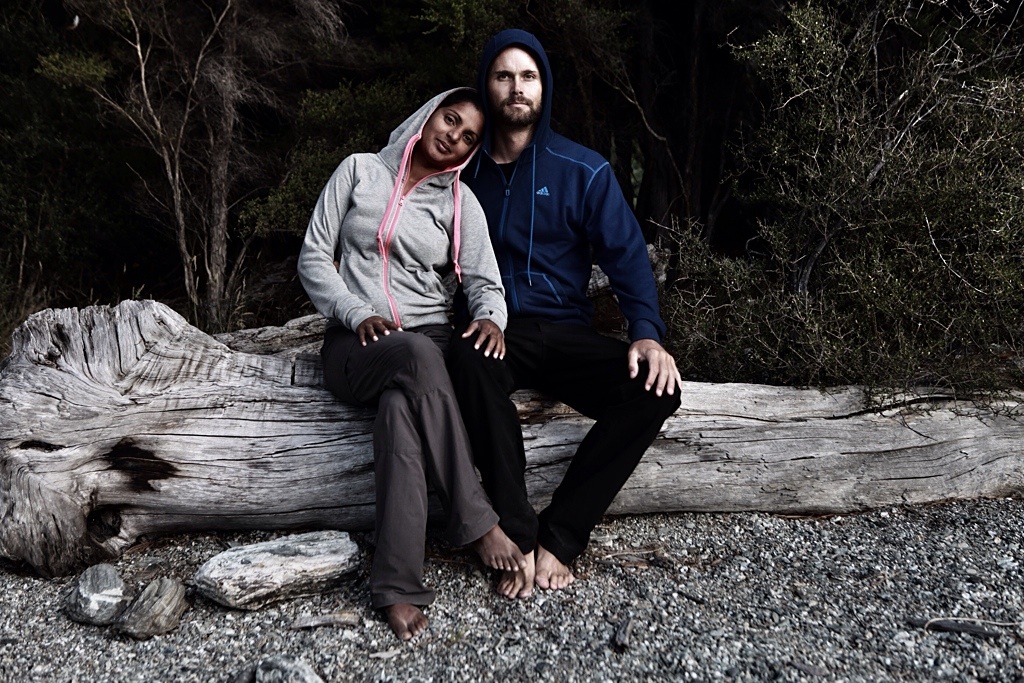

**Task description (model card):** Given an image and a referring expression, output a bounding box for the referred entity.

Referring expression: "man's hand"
[460,319,505,359]
[356,315,399,346]
[627,339,682,396]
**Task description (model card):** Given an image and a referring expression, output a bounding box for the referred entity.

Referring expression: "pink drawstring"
[452,181,463,282]
[377,133,420,250]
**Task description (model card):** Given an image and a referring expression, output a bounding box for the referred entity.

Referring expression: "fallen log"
[2,299,1023,577]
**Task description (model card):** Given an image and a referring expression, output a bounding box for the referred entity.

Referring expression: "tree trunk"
[2,300,1023,577]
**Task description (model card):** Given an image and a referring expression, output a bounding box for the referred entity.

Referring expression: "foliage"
[40,0,348,332]
[6,0,1023,396]
[0,2,141,359]
[417,0,522,46]
[663,0,1024,393]
[240,80,420,239]
[239,0,528,243]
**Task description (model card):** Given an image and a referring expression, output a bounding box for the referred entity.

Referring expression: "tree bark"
[2,300,1023,577]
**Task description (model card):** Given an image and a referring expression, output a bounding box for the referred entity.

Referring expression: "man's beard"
[495,97,541,129]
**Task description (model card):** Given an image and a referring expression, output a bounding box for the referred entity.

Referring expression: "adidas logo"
[536,186,550,196]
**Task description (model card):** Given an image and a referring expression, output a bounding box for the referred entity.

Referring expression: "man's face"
[486,47,542,130]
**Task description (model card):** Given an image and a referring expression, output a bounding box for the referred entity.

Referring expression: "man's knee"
[446,329,504,386]
[629,376,682,422]
[657,390,682,420]
[446,330,484,368]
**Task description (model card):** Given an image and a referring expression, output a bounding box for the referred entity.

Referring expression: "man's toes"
[497,573,518,599]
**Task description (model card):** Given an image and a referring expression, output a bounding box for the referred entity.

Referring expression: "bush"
[662,0,1024,394]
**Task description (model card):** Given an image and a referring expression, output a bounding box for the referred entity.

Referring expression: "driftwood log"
[2,299,1023,577]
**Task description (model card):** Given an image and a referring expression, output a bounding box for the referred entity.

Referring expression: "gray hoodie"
[298,88,506,332]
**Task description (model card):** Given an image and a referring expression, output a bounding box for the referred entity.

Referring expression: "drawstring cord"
[526,145,536,286]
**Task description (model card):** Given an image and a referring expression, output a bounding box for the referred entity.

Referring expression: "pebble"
[62,563,128,626]
[2,499,1024,680]
[114,577,190,640]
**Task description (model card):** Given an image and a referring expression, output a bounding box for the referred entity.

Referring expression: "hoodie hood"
[375,87,481,283]
[378,86,481,182]
[475,28,554,154]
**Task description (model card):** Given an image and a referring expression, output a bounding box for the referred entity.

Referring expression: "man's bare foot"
[535,545,574,590]
[472,524,527,572]
[497,550,535,599]
[384,603,428,641]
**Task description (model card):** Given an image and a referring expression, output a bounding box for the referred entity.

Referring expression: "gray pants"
[321,324,498,609]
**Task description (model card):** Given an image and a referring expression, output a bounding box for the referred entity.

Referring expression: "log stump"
[2,299,1023,577]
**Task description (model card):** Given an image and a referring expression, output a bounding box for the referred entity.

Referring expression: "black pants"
[447,317,681,564]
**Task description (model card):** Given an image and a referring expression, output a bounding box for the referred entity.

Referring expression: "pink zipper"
[379,197,405,327]
[374,103,479,330]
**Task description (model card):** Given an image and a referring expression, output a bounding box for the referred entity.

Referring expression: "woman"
[297,88,524,641]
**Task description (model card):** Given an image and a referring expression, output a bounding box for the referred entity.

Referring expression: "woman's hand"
[460,319,505,359]
[356,316,399,346]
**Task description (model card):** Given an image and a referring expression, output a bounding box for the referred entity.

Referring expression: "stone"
[62,563,128,625]
[230,655,324,683]
[192,530,361,610]
[115,576,189,640]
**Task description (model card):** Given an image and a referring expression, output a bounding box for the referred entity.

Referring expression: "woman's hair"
[438,88,484,113]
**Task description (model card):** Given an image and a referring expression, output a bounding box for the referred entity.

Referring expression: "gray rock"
[228,655,324,683]
[192,530,361,610]
[62,563,128,625]
[254,655,324,683]
[115,576,189,640]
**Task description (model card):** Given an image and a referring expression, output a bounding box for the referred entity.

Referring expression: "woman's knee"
[396,333,449,390]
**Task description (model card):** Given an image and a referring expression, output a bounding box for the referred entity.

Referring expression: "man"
[448,28,683,599]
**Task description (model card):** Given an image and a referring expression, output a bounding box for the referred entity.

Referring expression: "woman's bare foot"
[384,603,428,641]
[472,524,527,572]
[497,550,535,599]
[535,545,574,590]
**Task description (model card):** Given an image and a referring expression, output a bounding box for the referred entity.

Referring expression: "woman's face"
[419,100,483,171]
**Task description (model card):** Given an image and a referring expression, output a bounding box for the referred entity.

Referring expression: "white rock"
[63,563,128,625]
[193,530,362,610]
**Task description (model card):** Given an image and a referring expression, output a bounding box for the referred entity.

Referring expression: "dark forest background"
[3,0,1022,395]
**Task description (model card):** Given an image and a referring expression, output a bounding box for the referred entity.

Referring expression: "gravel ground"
[2,497,1023,682]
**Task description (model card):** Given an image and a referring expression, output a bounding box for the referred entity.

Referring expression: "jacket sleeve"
[297,156,377,330]
[456,184,508,331]
[583,165,667,343]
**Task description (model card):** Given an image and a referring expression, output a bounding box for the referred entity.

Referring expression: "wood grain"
[2,300,1022,576]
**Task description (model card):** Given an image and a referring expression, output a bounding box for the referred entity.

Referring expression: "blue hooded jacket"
[466,28,667,343]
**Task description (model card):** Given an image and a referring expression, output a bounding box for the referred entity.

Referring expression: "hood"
[377,86,481,183]
[374,87,481,284]
[475,28,554,153]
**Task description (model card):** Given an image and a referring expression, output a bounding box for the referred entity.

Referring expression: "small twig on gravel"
[598,546,664,559]
[907,616,1021,638]
[612,617,634,652]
